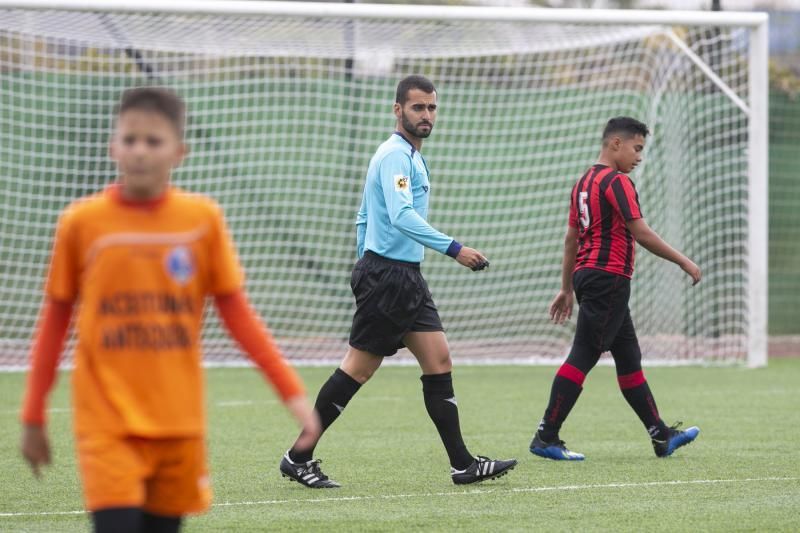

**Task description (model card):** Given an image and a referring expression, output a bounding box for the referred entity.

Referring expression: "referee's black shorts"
[348,251,444,357]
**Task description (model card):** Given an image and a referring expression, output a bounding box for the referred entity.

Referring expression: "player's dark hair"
[116,86,186,136]
[395,75,436,105]
[602,117,649,143]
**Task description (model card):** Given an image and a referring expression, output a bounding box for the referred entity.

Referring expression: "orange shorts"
[76,433,211,516]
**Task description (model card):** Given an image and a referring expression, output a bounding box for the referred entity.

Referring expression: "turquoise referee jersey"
[355,132,461,263]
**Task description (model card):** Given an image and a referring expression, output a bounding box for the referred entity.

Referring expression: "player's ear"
[173,142,189,168]
[108,135,117,161]
[393,102,402,120]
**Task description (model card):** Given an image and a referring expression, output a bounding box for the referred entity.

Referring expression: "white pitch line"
[1,396,409,415]
[213,476,800,507]
[0,510,86,518]
[2,477,797,518]
[214,400,277,407]
[1,401,274,415]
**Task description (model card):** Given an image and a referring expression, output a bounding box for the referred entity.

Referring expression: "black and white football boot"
[279,451,341,488]
[451,455,518,485]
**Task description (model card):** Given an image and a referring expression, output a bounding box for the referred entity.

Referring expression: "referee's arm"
[355,194,367,259]
[379,152,488,270]
[379,151,457,256]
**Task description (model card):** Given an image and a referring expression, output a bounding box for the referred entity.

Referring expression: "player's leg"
[141,513,182,533]
[529,336,597,460]
[94,509,179,533]
[288,346,381,463]
[92,508,142,533]
[404,329,469,469]
[280,347,377,488]
[530,270,627,460]
[610,313,700,457]
[404,327,517,484]
[282,253,406,488]
[609,309,670,439]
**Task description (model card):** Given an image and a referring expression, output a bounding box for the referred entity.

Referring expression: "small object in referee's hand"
[472,260,490,271]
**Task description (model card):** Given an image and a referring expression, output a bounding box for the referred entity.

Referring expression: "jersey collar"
[108,181,171,210]
[392,131,418,157]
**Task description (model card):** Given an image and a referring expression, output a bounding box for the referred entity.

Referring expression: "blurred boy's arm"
[20,298,73,477]
[214,290,320,447]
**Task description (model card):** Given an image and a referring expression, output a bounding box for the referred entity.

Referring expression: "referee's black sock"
[421,372,474,470]
[538,363,586,442]
[289,368,361,463]
[618,371,669,440]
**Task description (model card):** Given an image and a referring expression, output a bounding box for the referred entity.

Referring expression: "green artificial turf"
[1,360,799,531]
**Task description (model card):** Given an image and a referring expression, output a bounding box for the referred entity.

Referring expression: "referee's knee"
[339,363,378,384]
[427,352,452,374]
[340,347,384,384]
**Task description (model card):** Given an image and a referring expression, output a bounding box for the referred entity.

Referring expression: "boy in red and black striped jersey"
[530,117,702,461]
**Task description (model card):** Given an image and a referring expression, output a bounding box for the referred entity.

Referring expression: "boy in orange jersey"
[19,87,321,533]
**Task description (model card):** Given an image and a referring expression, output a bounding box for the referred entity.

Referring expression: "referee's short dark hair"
[602,117,649,143]
[396,75,436,105]
[116,86,186,136]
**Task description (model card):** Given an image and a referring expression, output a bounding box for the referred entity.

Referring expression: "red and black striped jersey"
[568,164,643,278]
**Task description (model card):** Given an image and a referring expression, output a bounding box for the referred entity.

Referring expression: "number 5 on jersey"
[578,191,590,228]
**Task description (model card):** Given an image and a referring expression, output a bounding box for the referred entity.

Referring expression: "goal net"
[0,2,767,367]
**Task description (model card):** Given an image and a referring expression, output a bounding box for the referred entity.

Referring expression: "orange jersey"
[46,184,243,437]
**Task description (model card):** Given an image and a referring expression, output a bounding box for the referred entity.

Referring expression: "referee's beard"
[401,112,433,139]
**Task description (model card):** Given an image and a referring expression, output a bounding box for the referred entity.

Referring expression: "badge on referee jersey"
[394,175,409,191]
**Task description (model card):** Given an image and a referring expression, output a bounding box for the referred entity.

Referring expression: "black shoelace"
[669,421,684,435]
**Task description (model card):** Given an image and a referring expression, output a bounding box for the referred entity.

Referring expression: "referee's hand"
[456,247,489,271]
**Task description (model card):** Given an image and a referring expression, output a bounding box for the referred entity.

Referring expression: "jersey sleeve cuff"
[445,240,463,259]
[21,414,45,427]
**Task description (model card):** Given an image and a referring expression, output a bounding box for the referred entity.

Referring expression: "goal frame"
[0,0,769,367]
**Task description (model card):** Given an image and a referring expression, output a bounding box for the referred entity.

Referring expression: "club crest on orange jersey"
[165,246,195,285]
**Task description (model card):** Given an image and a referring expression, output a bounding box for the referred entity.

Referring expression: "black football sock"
[92,508,141,533]
[141,513,182,533]
[421,372,474,470]
[538,363,586,443]
[617,371,670,440]
[289,368,361,463]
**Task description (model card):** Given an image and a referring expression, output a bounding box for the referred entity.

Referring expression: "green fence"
[769,90,800,335]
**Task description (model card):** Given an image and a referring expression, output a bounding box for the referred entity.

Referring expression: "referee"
[280,75,517,487]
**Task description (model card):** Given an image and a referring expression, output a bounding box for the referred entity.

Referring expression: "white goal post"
[0,1,768,367]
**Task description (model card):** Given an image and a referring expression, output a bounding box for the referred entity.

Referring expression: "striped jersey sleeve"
[604,174,643,221]
[568,186,580,228]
